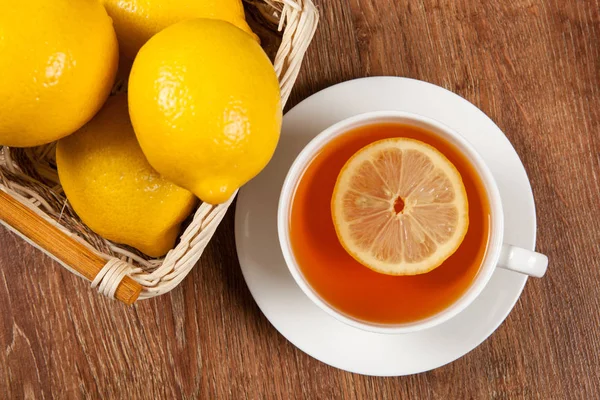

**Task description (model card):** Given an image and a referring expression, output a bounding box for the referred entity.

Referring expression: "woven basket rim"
[0,0,319,301]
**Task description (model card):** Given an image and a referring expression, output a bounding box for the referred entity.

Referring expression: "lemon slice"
[331,138,469,275]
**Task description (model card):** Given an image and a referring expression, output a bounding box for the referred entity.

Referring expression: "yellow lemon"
[332,138,469,276]
[0,0,118,147]
[101,0,258,59]
[56,94,197,257]
[128,19,281,205]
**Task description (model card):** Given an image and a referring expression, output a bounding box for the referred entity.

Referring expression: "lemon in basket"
[0,0,118,148]
[101,0,258,59]
[56,93,197,257]
[128,18,282,205]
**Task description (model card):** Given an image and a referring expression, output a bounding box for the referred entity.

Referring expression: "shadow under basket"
[0,0,318,305]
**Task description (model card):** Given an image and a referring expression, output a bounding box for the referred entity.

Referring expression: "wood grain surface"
[1,0,599,398]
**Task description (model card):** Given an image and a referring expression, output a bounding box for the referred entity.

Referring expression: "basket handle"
[0,190,141,305]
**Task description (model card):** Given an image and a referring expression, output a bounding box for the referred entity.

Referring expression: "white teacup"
[277,111,548,334]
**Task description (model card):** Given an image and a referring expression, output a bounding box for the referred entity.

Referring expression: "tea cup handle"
[498,244,548,277]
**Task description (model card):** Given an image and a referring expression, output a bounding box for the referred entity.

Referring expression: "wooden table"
[1,0,599,398]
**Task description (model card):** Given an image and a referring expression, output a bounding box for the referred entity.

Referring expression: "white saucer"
[234,77,536,376]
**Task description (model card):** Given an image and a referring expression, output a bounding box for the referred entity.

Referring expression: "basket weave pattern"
[0,0,318,301]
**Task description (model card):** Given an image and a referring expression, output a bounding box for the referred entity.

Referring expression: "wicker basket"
[0,0,318,302]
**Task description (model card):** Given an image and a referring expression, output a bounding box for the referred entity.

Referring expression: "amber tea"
[288,123,491,324]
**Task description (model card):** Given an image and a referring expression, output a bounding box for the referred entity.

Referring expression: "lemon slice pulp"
[331,138,469,275]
